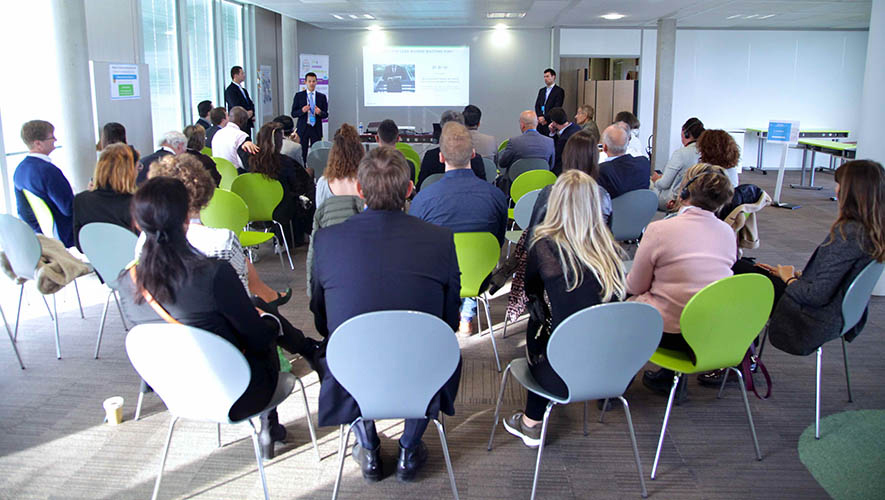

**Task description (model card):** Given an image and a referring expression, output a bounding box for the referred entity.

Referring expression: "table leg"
[791,148,823,190]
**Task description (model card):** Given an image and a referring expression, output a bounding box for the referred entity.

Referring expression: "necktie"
[308,92,315,125]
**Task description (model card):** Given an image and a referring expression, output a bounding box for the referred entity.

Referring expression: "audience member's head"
[273,115,296,137]
[21,120,55,153]
[462,105,482,129]
[197,100,213,119]
[440,110,465,127]
[575,104,595,126]
[519,110,538,132]
[533,169,625,299]
[696,130,740,170]
[209,107,228,127]
[252,122,284,178]
[439,122,474,169]
[159,131,187,154]
[549,107,568,126]
[93,143,136,194]
[376,119,399,146]
[681,117,705,145]
[326,123,364,182]
[357,146,411,211]
[602,125,628,157]
[100,122,127,150]
[614,111,640,131]
[833,159,885,261]
[678,163,734,212]
[562,130,600,179]
[230,65,244,82]
[229,106,249,130]
[183,125,206,151]
[148,154,214,216]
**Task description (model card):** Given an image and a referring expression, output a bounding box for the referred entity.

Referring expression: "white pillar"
[52,0,96,192]
[281,16,299,115]
[651,18,676,173]
[857,0,884,162]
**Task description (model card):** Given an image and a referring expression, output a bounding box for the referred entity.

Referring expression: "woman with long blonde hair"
[502,169,626,447]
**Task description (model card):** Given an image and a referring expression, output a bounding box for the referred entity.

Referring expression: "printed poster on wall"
[109,64,140,100]
[299,54,330,136]
[258,65,273,106]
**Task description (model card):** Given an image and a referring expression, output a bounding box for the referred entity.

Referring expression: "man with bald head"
[597,124,651,198]
[497,110,555,177]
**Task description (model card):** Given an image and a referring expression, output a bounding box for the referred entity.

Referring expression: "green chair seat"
[211,157,239,190]
[453,231,503,371]
[199,189,274,249]
[230,173,294,270]
[200,146,212,156]
[649,347,695,374]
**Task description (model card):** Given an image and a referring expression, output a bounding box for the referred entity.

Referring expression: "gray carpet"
[0,168,882,499]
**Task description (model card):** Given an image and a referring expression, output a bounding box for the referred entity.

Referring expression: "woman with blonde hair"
[502,169,626,447]
[72,143,138,251]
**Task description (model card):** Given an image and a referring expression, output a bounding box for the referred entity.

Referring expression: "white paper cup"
[103,396,124,425]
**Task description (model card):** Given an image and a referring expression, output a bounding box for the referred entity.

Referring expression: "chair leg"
[482,294,501,372]
[217,423,222,448]
[501,314,509,339]
[73,279,84,319]
[729,367,762,460]
[619,396,648,498]
[94,291,112,359]
[135,379,149,421]
[151,416,178,500]
[113,290,129,331]
[248,420,271,500]
[598,399,610,423]
[841,337,853,403]
[815,347,822,439]
[487,363,512,450]
[52,294,61,359]
[530,402,555,500]
[756,326,769,359]
[583,401,589,435]
[332,423,354,500]
[295,376,321,461]
[651,373,681,480]
[41,291,53,322]
[274,221,294,270]
[432,418,460,500]
[1,303,25,369]
[13,284,24,342]
[717,367,731,399]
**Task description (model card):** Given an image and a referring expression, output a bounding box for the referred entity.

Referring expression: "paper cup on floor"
[103,396,124,425]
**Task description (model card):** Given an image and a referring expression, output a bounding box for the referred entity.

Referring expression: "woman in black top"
[72,143,137,252]
[502,170,627,448]
[183,124,222,186]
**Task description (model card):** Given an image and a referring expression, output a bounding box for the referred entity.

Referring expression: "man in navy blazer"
[534,68,564,136]
[548,107,582,176]
[291,72,329,165]
[598,124,652,199]
[497,110,555,177]
[310,146,461,483]
[224,66,254,134]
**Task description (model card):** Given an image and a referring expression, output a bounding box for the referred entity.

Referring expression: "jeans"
[460,297,477,323]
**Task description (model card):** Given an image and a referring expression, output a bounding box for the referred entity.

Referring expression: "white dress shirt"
[211,122,248,169]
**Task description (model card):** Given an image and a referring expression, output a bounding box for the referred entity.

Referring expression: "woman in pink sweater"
[626,164,737,399]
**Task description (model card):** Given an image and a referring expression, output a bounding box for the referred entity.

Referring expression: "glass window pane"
[185,0,217,117]
[221,1,244,94]
[142,0,183,146]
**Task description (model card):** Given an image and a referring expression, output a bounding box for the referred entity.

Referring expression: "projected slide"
[363,46,469,107]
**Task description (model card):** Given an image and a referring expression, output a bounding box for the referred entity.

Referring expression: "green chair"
[406,157,420,185]
[211,157,239,190]
[649,274,774,479]
[453,232,503,372]
[509,170,556,220]
[395,141,417,156]
[498,139,509,153]
[199,188,275,251]
[230,173,294,271]
[397,145,421,184]
[200,146,212,156]
[508,158,550,182]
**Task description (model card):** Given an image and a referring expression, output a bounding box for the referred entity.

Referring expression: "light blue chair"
[482,157,497,183]
[610,189,658,242]
[311,140,333,151]
[308,147,331,179]
[505,189,541,244]
[488,302,663,499]
[327,311,460,499]
[419,173,444,190]
[507,158,550,182]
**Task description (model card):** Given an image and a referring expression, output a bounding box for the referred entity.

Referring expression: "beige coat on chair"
[724,190,772,250]
[0,234,92,294]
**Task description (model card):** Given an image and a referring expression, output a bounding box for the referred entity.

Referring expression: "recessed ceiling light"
[331,14,344,20]
[363,14,374,19]
[726,14,742,19]
[744,14,758,19]
[600,13,626,20]
[758,14,776,19]
[367,25,381,31]
[348,14,359,19]
[487,12,506,19]
[505,12,526,18]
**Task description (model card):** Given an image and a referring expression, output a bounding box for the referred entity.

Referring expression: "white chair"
[308,147,331,179]
[327,311,461,499]
[126,323,319,500]
[419,173,444,190]
[610,189,658,242]
[311,140,332,151]
[482,157,497,183]
[505,188,541,245]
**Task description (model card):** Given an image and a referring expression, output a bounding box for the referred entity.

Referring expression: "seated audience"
[696,129,741,187]
[212,106,257,170]
[627,165,736,400]
[502,170,626,446]
[574,104,600,140]
[195,100,213,130]
[548,107,582,176]
[137,131,187,185]
[373,119,414,180]
[310,146,461,483]
[615,111,647,159]
[652,117,704,211]
[206,106,227,147]
[463,104,497,160]
[597,125,651,198]
[418,111,486,190]
[315,123,364,210]
[98,122,141,164]
[13,120,76,248]
[273,115,303,167]
[72,144,138,252]
[183,124,222,186]
[410,122,508,336]
[497,110,555,175]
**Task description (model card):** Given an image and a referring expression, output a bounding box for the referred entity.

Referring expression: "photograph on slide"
[373,64,416,93]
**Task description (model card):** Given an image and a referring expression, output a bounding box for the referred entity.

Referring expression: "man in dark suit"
[548,107,582,176]
[534,68,564,136]
[137,131,187,186]
[310,146,461,483]
[224,66,254,134]
[291,72,329,166]
[497,110,555,178]
[195,100,212,131]
[205,107,227,148]
[598,124,651,198]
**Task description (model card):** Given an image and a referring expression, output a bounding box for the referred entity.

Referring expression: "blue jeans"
[460,297,477,323]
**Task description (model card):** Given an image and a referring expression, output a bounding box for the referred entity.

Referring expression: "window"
[185,0,217,113]
[220,0,244,97]
[142,0,183,146]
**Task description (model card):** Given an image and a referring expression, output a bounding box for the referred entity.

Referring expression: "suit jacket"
[417,147,485,191]
[224,82,255,130]
[534,85,564,136]
[309,209,462,426]
[196,117,211,131]
[552,122,582,175]
[13,155,75,248]
[598,154,651,199]
[291,90,329,141]
[136,148,173,186]
[206,125,221,147]
[497,129,555,173]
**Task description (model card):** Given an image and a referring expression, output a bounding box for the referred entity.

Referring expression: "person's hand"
[665,199,677,211]
[651,172,662,182]
[242,141,260,154]
[313,106,321,115]
[538,116,547,126]
[302,104,310,113]
[755,262,777,274]
[776,265,797,283]
[247,109,254,118]
[255,306,266,315]
[291,131,300,143]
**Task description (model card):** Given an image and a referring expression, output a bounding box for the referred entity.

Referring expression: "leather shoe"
[396,440,428,482]
[642,368,687,404]
[697,368,738,387]
[352,443,383,482]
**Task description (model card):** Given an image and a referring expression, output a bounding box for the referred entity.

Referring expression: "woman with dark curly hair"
[696,129,741,187]
[315,123,364,210]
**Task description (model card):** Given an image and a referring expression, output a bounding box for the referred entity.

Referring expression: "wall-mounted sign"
[109,64,140,100]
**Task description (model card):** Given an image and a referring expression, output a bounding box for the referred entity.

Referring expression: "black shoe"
[268,287,292,308]
[642,368,687,404]
[267,409,287,443]
[697,368,737,387]
[352,443,383,483]
[396,440,428,482]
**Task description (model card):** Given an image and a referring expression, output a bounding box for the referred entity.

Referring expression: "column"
[651,18,676,173]
[857,0,884,161]
[281,16,299,114]
[51,0,96,192]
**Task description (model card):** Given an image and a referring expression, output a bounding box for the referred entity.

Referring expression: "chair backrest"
[841,260,885,335]
[453,232,500,298]
[547,302,663,403]
[498,139,509,153]
[78,223,138,287]
[200,146,212,156]
[126,323,250,423]
[199,188,249,236]
[482,157,497,183]
[22,189,56,239]
[395,142,416,156]
[420,173,444,190]
[508,157,550,181]
[680,274,774,372]
[311,140,332,151]
[230,173,284,223]
[406,157,420,184]
[511,169,556,204]
[211,157,239,190]
[326,311,460,420]
[513,189,541,230]
[307,148,331,179]
[0,214,42,280]
[610,189,658,241]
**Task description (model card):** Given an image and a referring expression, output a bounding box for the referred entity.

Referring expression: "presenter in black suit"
[224,66,255,134]
[291,72,329,166]
[534,68,564,137]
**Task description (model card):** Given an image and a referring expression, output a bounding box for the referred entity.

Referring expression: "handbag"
[740,341,771,400]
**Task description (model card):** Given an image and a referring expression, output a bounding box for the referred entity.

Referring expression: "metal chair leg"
[274,221,294,270]
[151,416,178,500]
[52,294,61,359]
[583,401,589,435]
[332,423,354,500]
[248,420,271,500]
[433,418,460,499]
[482,294,501,372]
[729,367,762,460]
[717,368,731,399]
[598,399,610,423]
[295,376,321,461]
[651,373,681,480]
[13,284,24,342]
[217,423,222,448]
[487,363,512,450]
[530,402,555,500]
[135,379,149,421]
[1,303,24,369]
[94,291,112,359]
[841,337,853,403]
[619,396,648,498]
[113,290,129,331]
[73,279,84,319]
[41,291,53,321]
[815,347,822,439]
